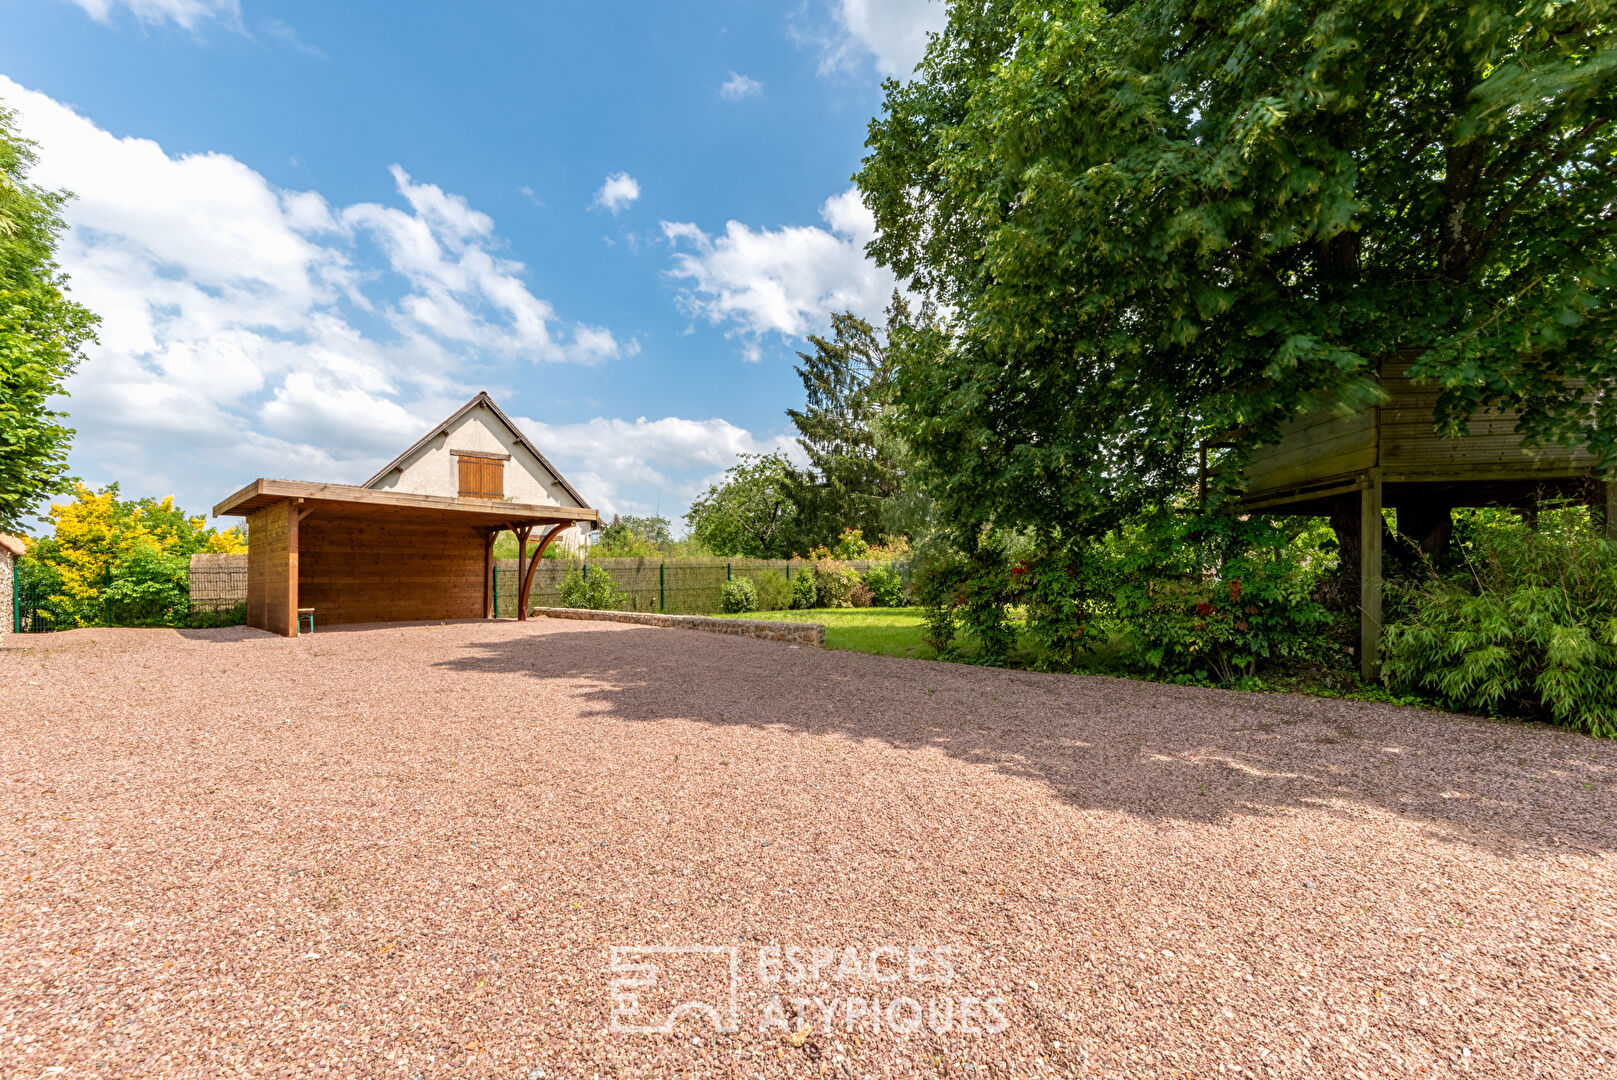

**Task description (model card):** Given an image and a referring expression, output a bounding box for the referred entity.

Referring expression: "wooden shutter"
[456,454,505,498]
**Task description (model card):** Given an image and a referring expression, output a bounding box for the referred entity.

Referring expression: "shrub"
[105,543,191,626]
[850,582,874,607]
[790,569,817,609]
[812,559,862,608]
[720,577,758,614]
[862,563,905,607]
[1018,554,1095,671]
[913,558,964,654]
[1383,512,1617,736]
[753,571,792,612]
[558,565,626,611]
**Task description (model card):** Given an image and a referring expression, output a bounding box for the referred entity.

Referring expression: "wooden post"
[287,498,300,638]
[484,528,495,618]
[514,525,534,621]
[1359,469,1382,682]
[1604,480,1616,541]
[518,523,569,617]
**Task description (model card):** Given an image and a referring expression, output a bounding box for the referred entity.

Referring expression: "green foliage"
[558,565,627,611]
[753,570,792,612]
[685,453,799,558]
[23,483,245,627]
[790,569,817,609]
[811,559,862,609]
[1099,511,1335,684]
[912,554,964,655]
[719,577,758,614]
[0,105,99,531]
[104,543,190,627]
[592,514,673,558]
[859,0,1617,550]
[861,563,905,607]
[1383,512,1617,735]
[1017,552,1092,672]
[187,601,247,629]
[786,303,912,548]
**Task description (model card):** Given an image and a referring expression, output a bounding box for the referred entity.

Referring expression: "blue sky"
[0,0,944,529]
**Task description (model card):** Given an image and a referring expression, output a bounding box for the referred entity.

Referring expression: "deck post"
[1359,469,1382,682]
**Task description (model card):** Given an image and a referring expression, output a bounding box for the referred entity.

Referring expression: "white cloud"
[259,19,326,59]
[661,187,898,360]
[720,72,763,100]
[592,171,641,214]
[0,75,625,519]
[813,0,946,79]
[65,0,241,30]
[518,415,798,522]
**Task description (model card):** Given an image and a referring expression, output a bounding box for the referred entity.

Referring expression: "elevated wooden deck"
[1230,355,1612,682]
[1243,356,1604,513]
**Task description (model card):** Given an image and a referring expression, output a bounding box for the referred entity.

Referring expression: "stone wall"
[0,543,15,639]
[530,607,824,647]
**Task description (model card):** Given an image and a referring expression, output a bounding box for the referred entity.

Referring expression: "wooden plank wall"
[298,512,485,625]
[1243,406,1377,496]
[246,501,294,636]
[1378,357,1598,477]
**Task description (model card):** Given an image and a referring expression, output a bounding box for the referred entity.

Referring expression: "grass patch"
[713,607,935,659]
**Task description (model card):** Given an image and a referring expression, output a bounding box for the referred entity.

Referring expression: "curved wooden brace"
[518,522,570,620]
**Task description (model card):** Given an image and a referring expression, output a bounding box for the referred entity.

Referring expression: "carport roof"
[212,478,599,527]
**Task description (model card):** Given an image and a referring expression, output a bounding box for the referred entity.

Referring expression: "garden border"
[530,606,824,647]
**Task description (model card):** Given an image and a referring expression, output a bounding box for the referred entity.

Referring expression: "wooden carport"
[213,479,598,636]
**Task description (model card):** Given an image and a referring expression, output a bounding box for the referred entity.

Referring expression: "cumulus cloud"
[592,171,641,214]
[811,0,946,79]
[719,72,763,100]
[517,415,798,521]
[65,0,242,30]
[661,187,898,360]
[0,75,625,518]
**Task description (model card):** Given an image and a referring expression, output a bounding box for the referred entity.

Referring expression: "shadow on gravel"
[437,624,1617,857]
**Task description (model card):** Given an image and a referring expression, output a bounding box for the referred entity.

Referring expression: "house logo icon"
[608,946,740,1035]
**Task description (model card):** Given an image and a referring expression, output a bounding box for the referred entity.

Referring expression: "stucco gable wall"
[372,407,580,508]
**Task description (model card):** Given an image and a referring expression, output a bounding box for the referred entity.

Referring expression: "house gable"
[363,393,587,511]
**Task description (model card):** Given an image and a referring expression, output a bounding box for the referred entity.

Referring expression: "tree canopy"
[0,104,97,532]
[858,0,1617,543]
[684,452,799,558]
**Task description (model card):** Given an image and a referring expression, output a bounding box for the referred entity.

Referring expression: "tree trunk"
[1396,503,1453,560]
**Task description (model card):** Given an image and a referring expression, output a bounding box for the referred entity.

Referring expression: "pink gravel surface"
[1,619,1614,1079]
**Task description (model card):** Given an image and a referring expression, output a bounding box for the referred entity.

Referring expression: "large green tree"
[684,452,799,558]
[858,0,1617,543]
[0,104,97,532]
[785,292,931,546]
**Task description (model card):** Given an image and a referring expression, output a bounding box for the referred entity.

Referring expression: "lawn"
[713,606,934,658]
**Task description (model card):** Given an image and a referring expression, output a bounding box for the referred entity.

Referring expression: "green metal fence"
[494,558,876,617]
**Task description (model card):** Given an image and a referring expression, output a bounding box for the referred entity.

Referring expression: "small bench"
[297,608,316,635]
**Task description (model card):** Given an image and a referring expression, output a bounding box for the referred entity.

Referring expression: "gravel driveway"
[2,619,1614,1078]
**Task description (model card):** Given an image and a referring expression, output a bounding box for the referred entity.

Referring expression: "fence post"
[727,562,732,581]
[786,563,791,581]
[104,563,112,627]
[659,562,666,613]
